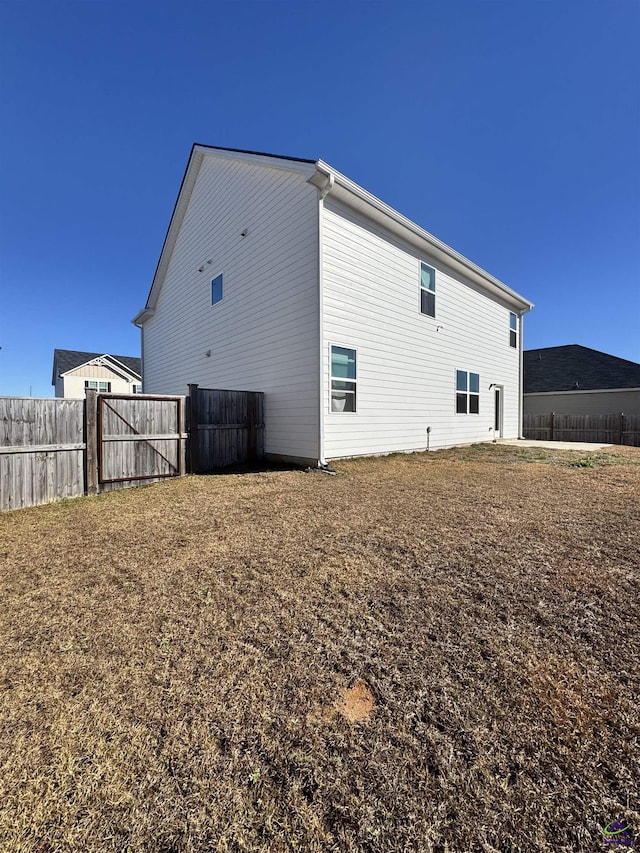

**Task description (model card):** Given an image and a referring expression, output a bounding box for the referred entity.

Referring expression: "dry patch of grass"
[0,443,638,852]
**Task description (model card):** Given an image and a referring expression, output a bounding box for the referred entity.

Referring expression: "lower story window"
[132,384,142,394]
[456,370,479,414]
[331,345,356,412]
[85,380,111,393]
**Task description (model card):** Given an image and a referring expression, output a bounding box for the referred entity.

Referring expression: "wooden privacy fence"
[188,385,265,473]
[0,392,187,512]
[0,397,86,511]
[523,412,640,446]
[1,386,265,511]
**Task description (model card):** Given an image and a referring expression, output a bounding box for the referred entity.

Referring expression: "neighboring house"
[524,345,640,416]
[133,144,533,466]
[52,350,142,398]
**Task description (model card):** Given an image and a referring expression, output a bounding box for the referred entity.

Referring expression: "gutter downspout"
[518,307,530,439]
[132,318,144,394]
[316,171,334,467]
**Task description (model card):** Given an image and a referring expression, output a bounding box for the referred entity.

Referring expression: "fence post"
[619,413,624,446]
[178,396,187,475]
[549,412,554,442]
[187,384,199,474]
[85,389,99,495]
[247,392,257,461]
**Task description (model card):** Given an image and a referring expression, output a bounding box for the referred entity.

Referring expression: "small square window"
[211,273,223,306]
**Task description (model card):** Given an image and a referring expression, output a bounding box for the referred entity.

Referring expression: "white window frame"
[455,370,480,415]
[420,262,436,318]
[84,380,112,393]
[210,271,224,307]
[329,343,357,414]
[509,312,518,348]
[132,383,143,394]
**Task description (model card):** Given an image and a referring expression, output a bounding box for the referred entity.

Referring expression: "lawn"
[0,444,638,852]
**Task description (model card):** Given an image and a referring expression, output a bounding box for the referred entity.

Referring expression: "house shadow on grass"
[195,460,307,476]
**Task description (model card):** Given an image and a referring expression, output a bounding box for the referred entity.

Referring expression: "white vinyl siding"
[321,197,521,458]
[141,153,320,461]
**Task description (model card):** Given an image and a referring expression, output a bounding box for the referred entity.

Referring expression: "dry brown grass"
[0,443,638,852]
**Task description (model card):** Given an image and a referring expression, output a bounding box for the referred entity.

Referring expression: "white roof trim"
[60,354,141,381]
[312,161,533,312]
[133,145,533,324]
[132,146,315,324]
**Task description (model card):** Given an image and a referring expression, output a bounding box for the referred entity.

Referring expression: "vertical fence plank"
[85,390,98,496]
[188,388,265,471]
[523,411,640,446]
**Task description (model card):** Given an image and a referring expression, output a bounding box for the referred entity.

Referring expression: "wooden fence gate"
[95,393,186,489]
[1,387,264,511]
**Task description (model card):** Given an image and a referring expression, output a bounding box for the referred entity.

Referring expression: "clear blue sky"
[1,0,638,396]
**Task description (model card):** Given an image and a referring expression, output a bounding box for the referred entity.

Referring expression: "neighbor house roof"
[134,143,533,324]
[524,345,640,393]
[52,349,142,385]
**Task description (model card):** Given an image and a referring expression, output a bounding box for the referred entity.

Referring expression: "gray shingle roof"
[524,345,640,393]
[52,349,141,384]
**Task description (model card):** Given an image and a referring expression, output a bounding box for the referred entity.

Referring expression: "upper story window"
[211,273,223,306]
[420,263,436,317]
[85,380,111,393]
[331,345,357,412]
[509,312,518,348]
[456,370,479,414]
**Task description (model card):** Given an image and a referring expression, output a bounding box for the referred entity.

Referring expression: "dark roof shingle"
[524,345,640,393]
[52,349,141,384]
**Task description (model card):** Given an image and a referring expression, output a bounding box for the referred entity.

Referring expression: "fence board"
[523,412,640,447]
[0,397,86,511]
[190,386,265,472]
[98,395,184,490]
[1,387,264,511]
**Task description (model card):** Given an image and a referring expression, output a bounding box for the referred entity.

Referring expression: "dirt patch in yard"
[0,443,639,852]
[335,679,375,723]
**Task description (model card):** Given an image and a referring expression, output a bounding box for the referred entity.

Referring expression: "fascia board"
[61,356,139,382]
[132,307,155,325]
[103,355,142,380]
[135,146,318,322]
[314,161,534,313]
[192,145,317,177]
[142,146,205,314]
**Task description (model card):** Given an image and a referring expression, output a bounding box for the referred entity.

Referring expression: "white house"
[133,145,533,466]
[52,350,142,398]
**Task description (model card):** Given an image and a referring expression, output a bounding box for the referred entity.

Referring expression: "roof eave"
[132,307,155,326]
[138,145,318,318]
[312,161,533,312]
[59,354,141,381]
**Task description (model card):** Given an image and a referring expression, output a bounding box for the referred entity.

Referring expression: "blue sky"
[1,0,638,396]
